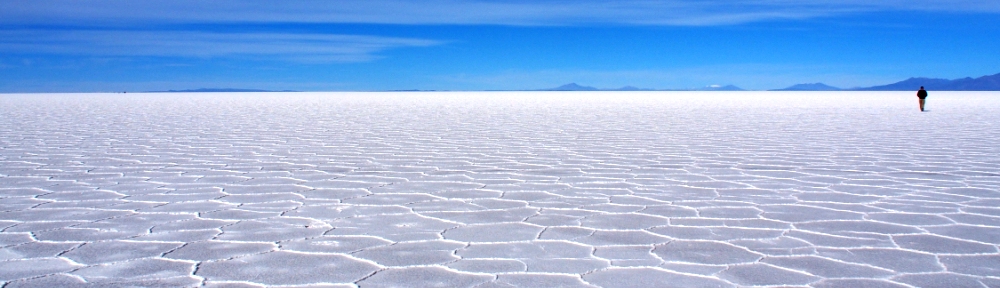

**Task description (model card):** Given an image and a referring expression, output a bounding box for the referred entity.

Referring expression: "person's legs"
[919,98,925,111]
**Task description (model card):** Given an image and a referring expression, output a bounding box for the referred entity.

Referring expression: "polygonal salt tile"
[811,279,911,288]
[526,214,583,226]
[795,220,924,235]
[658,262,729,275]
[60,240,182,265]
[893,272,987,288]
[37,190,125,201]
[324,213,458,242]
[72,258,195,280]
[444,223,544,242]
[197,251,380,285]
[785,230,895,248]
[236,201,302,213]
[373,181,484,193]
[0,197,49,211]
[538,226,594,240]
[458,241,593,259]
[728,237,816,256]
[124,191,228,202]
[867,212,956,225]
[522,258,609,273]
[433,189,504,199]
[580,203,645,213]
[583,267,735,288]
[447,259,526,273]
[926,225,1000,244]
[357,266,492,288]
[817,248,944,273]
[978,277,1000,288]
[652,241,762,265]
[142,200,237,213]
[152,219,236,232]
[762,255,895,278]
[697,207,762,219]
[946,213,1000,226]
[281,236,392,253]
[342,193,442,205]
[351,241,464,266]
[88,276,205,287]
[470,199,529,209]
[760,204,865,222]
[216,220,327,242]
[0,233,34,247]
[407,200,484,212]
[32,228,137,242]
[0,241,80,261]
[134,229,222,242]
[574,230,671,246]
[1,208,133,222]
[793,192,882,203]
[3,273,88,287]
[0,258,84,281]
[717,263,820,286]
[893,234,997,254]
[165,240,276,261]
[647,226,713,239]
[285,204,410,220]
[296,188,370,200]
[202,280,267,288]
[200,209,280,220]
[492,274,598,288]
[638,205,702,218]
[579,214,668,230]
[939,255,1000,277]
[421,208,539,224]
[594,246,658,262]
[222,184,312,194]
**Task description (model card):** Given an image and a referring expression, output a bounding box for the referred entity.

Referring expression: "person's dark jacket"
[917,89,928,99]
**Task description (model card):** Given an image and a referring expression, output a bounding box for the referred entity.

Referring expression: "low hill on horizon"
[539,83,742,91]
[151,88,300,93]
[771,83,842,91]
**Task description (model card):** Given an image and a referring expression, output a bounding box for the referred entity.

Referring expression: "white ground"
[1,91,999,287]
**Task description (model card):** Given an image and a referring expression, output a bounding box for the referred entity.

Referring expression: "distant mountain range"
[153,72,1000,93]
[152,88,299,93]
[540,83,745,91]
[771,72,1000,91]
[856,72,1000,91]
[770,83,842,91]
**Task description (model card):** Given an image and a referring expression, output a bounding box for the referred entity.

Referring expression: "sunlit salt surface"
[1,91,999,287]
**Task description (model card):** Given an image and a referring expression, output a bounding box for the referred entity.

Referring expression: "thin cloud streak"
[0,30,441,62]
[3,0,998,27]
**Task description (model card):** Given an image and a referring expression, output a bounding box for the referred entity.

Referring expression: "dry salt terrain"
[1,91,999,288]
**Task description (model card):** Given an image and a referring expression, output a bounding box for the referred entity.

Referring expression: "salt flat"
[1,91,999,287]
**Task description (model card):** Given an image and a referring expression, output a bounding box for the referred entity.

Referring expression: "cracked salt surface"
[1,91,999,287]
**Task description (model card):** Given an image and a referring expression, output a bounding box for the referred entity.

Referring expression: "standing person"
[917,86,928,112]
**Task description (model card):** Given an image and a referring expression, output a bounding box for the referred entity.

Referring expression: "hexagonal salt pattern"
[2,92,1000,287]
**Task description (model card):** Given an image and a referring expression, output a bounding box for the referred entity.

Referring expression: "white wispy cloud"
[2,0,997,27]
[0,30,441,62]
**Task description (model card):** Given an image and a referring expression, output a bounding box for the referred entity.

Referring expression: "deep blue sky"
[2,1,999,92]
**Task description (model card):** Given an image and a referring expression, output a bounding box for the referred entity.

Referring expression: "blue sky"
[2,0,999,92]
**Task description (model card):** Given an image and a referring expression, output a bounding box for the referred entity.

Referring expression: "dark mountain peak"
[542,83,599,91]
[771,83,841,91]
